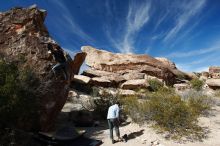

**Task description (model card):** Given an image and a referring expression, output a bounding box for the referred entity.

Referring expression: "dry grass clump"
[214,90,220,98]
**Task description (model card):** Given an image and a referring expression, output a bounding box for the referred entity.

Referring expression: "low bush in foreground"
[122,88,212,140]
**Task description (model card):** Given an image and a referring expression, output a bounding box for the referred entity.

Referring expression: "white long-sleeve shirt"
[107,104,119,119]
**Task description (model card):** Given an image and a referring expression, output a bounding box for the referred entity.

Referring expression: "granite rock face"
[0,6,85,131]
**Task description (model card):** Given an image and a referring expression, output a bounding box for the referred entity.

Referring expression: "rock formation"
[80,46,191,88]
[0,5,85,131]
[206,79,220,89]
[209,66,220,79]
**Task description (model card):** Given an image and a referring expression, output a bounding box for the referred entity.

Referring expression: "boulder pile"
[72,46,191,91]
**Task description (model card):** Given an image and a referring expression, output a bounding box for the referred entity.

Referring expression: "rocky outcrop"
[81,46,192,86]
[209,66,220,74]
[0,6,85,131]
[208,67,220,79]
[155,57,176,69]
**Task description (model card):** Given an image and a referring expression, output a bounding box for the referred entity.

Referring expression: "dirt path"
[84,98,220,146]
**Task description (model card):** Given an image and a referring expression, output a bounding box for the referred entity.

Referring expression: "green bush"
[0,60,40,131]
[190,79,204,91]
[148,79,164,91]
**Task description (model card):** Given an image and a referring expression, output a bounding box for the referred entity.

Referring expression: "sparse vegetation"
[148,79,164,91]
[214,90,220,98]
[91,87,119,119]
[190,78,204,91]
[122,87,212,140]
[0,59,40,130]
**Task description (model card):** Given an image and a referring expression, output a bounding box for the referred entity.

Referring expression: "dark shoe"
[112,139,115,144]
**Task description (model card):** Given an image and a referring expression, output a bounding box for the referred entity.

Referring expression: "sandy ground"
[83,98,220,146]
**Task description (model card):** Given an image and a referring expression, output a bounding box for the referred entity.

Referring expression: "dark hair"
[115,101,120,106]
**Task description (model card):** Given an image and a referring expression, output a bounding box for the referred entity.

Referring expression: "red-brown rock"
[0,6,85,131]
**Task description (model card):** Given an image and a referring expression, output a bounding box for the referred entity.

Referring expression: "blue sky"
[1,0,220,72]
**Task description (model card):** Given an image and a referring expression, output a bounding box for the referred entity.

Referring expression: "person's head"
[115,101,120,106]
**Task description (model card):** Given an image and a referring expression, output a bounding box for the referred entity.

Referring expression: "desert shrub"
[91,87,119,119]
[214,90,220,98]
[148,79,164,91]
[0,60,40,131]
[121,95,149,124]
[123,88,211,140]
[181,90,212,116]
[190,78,204,91]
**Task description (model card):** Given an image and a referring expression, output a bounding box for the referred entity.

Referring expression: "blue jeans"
[108,118,120,140]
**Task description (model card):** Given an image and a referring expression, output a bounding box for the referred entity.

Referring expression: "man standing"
[107,102,122,144]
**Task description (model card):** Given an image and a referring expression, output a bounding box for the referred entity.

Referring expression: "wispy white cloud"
[176,63,209,72]
[167,46,220,58]
[105,0,151,53]
[163,0,206,43]
[174,51,220,72]
[50,0,94,43]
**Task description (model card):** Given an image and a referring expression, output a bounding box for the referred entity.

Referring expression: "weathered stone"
[83,69,125,86]
[91,77,112,87]
[82,69,113,77]
[72,75,91,84]
[209,66,220,74]
[208,67,220,79]
[155,57,176,69]
[71,52,86,75]
[206,79,220,89]
[211,73,220,79]
[144,75,163,83]
[118,89,137,96]
[120,79,150,90]
[186,72,198,79]
[0,6,84,131]
[81,46,190,85]
[174,83,190,91]
[201,71,209,78]
[122,71,145,80]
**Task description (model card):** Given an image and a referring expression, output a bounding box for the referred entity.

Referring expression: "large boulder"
[206,79,220,89]
[0,6,85,131]
[81,46,190,85]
